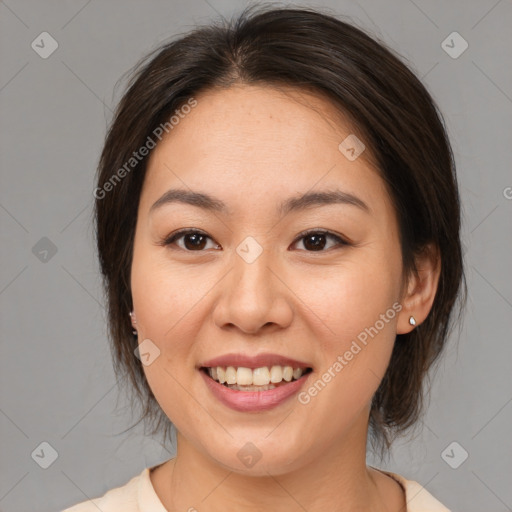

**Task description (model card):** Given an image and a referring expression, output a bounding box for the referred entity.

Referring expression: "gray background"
[1,0,511,511]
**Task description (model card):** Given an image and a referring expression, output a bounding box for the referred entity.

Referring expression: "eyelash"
[160,228,350,252]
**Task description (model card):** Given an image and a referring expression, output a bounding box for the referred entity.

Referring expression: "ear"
[397,243,441,334]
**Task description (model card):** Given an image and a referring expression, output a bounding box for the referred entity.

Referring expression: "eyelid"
[160,228,219,249]
[291,228,350,248]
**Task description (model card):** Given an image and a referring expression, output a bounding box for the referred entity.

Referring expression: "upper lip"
[199,352,312,370]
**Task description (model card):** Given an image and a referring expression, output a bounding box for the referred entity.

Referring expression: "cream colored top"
[62,464,450,511]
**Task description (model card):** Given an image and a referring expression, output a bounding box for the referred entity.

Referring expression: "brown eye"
[292,230,348,252]
[163,229,219,251]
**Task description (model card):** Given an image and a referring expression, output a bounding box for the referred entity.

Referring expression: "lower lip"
[200,369,311,412]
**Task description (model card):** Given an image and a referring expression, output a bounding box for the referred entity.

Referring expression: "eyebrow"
[149,188,370,216]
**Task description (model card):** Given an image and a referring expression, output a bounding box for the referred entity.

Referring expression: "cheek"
[130,252,206,427]
[130,249,210,413]
[131,242,203,339]
[294,255,401,406]
[297,256,400,344]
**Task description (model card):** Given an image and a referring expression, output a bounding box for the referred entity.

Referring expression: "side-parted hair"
[95,4,466,458]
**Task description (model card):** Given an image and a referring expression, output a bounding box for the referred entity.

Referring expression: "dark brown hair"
[95,4,466,459]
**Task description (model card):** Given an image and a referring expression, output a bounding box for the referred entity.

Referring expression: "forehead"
[152,84,366,159]
[141,84,387,215]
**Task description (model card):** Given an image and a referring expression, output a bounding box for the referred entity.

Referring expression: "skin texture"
[130,85,440,511]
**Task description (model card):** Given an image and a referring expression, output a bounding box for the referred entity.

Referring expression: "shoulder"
[397,474,451,511]
[377,468,452,512]
[61,468,146,512]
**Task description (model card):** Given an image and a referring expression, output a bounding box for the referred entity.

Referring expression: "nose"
[212,244,294,335]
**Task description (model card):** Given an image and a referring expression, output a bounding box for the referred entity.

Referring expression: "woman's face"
[131,85,410,474]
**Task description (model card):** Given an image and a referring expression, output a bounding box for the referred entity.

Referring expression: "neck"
[151,412,405,511]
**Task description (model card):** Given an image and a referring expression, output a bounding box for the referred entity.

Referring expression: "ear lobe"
[129,310,137,329]
[397,243,441,334]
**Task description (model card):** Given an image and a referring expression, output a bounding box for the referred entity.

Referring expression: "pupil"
[185,233,206,250]
[305,234,326,251]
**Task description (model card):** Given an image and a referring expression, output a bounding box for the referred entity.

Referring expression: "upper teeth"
[207,366,306,386]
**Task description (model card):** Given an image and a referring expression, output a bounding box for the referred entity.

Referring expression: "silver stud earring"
[129,311,137,335]
[409,316,416,326]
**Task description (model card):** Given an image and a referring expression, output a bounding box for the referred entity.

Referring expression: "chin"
[200,437,311,477]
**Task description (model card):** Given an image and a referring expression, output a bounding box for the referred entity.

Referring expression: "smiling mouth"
[200,365,313,391]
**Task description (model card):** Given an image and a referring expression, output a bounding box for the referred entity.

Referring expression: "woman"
[64,4,465,511]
